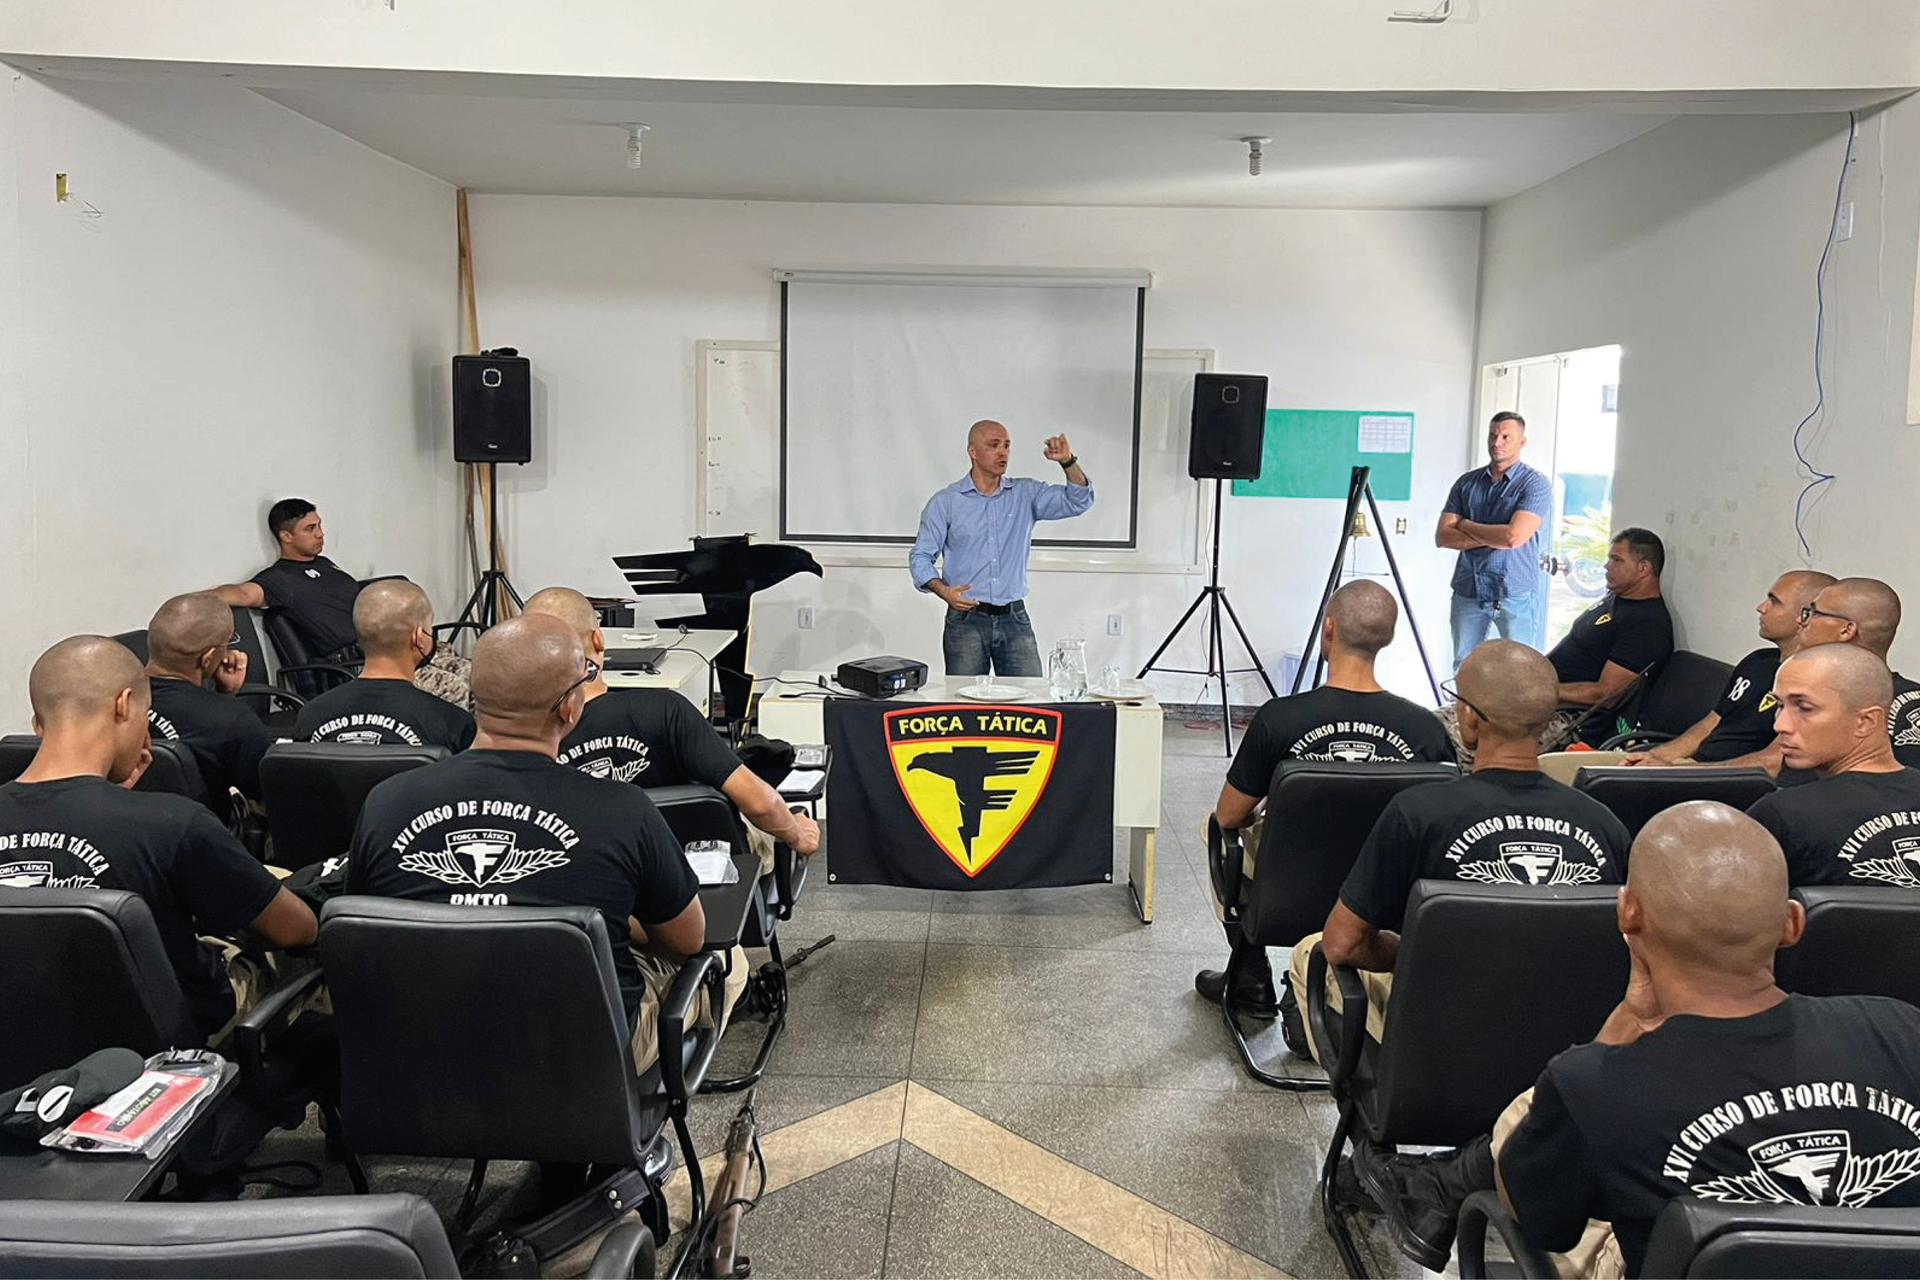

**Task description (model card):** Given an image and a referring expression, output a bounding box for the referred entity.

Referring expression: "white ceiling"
[256,84,1676,209]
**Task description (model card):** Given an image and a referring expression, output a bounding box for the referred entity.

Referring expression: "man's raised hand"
[1043,435,1074,463]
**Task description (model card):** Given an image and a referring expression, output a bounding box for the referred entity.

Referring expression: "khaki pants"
[630,944,751,1073]
[1492,1089,1625,1279]
[745,824,776,878]
[1535,750,1630,785]
[1286,930,1393,1061]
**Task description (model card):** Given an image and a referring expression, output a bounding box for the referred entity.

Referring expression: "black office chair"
[1573,765,1776,840]
[259,743,448,872]
[1459,1190,1920,1279]
[1306,882,1627,1278]
[318,900,721,1275]
[0,1192,654,1279]
[1777,886,1920,1007]
[647,783,792,1092]
[1599,650,1736,751]
[0,735,214,810]
[1208,760,1457,1090]
[257,608,359,700]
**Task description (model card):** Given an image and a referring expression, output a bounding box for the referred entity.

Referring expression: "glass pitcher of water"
[1049,637,1089,701]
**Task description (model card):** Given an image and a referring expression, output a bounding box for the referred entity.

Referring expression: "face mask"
[413,632,435,672]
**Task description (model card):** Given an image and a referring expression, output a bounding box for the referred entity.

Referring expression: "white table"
[600,627,737,715]
[756,672,1165,922]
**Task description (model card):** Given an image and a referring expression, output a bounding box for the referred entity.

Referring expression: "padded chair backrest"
[1634,651,1735,739]
[1573,765,1776,840]
[647,783,751,855]
[1369,882,1626,1146]
[134,738,213,808]
[318,898,647,1166]
[1243,761,1458,947]
[0,736,35,786]
[1777,887,1920,1007]
[1639,1198,1920,1279]
[230,607,281,720]
[0,1192,460,1279]
[112,630,150,664]
[0,889,196,1083]
[260,743,448,871]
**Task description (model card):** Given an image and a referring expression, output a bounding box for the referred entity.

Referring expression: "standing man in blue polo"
[910,420,1093,677]
[1436,411,1553,668]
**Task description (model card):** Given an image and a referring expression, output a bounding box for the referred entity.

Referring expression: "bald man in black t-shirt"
[144,592,275,812]
[293,580,474,752]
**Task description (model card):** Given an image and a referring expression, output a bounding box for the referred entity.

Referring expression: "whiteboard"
[698,342,1211,573]
[781,280,1142,545]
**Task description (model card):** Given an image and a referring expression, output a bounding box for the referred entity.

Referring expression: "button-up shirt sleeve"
[1029,476,1094,521]
[909,489,950,591]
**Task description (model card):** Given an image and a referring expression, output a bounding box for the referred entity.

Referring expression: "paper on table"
[1357,414,1413,454]
[687,850,739,886]
[779,768,826,794]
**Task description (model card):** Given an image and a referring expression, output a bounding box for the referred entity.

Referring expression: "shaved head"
[967,419,1007,448]
[1457,640,1560,737]
[1772,643,1897,773]
[469,615,587,735]
[30,635,149,728]
[1783,642,1896,715]
[1778,569,1838,602]
[1823,577,1902,656]
[147,593,235,666]
[1325,581,1398,658]
[353,580,432,656]
[522,586,600,643]
[1626,802,1794,975]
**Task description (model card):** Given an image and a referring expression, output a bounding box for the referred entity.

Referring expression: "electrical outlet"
[1837,201,1855,242]
[1106,614,1122,636]
[798,607,815,630]
[1394,517,1408,534]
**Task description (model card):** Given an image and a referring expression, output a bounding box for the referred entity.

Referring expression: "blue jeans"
[943,603,1044,678]
[1450,591,1545,670]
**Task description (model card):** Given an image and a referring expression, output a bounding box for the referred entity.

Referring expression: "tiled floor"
[249,719,1416,1278]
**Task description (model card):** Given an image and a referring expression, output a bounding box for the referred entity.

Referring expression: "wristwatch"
[1059,455,1078,470]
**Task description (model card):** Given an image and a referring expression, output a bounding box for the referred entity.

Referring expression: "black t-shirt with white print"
[1224,686,1455,798]
[0,776,282,1039]
[147,676,273,805]
[250,555,362,657]
[1501,994,1920,1277]
[1891,672,1920,769]
[1697,647,1783,763]
[1747,767,1920,888]
[347,749,699,1016]
[294,678,475,753]
[1339,769,1629,932]
[1548,594,1675,686]
[558,689,743,790]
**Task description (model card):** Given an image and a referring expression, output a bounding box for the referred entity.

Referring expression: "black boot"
[1351,1136,1495,1271]
[1194,945,1280,1018]
[1278,977,1311,1059]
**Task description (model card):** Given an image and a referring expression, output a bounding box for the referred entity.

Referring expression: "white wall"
[1476,102,1920,668]
[0,70,461,727]
[4,1,1916,99]
[468,195,1480,706]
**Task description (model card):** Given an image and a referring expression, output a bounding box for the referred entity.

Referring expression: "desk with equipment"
[599,628,737,715]
[758,673,1165,922]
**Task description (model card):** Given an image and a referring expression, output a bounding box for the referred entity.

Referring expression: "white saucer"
[617,631,659,643]
[956,683,1032,702]
[1087,679,1155,701]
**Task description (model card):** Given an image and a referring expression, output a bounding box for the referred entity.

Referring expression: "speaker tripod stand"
[1138,478,1277,755]
[453,462,523,632]
[1292,465,1441,702]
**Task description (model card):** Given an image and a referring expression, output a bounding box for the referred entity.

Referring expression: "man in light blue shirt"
[1436,412,1554,668]
[909,420,1093,677]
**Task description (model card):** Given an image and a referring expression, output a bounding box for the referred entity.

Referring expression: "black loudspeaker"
[452,351,532,464]
[1188,373,1269,480]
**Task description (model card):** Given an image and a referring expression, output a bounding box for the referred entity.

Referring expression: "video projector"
[836,655,928,698]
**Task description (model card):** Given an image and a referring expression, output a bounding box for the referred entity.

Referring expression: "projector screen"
[780,272,1146,546]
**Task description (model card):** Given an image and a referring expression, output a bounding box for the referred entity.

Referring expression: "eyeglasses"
[550,659,601,714]
[1799,603,1855,627]
[1441,677,1494,725]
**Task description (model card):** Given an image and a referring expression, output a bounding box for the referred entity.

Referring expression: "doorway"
[1476,344,1621,649]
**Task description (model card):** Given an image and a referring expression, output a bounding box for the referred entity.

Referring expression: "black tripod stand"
[1291,465,1441,703]
[453,462,522,631]
[1138,478,1277,755]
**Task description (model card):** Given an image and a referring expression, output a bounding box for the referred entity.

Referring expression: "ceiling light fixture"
[618,123,651,169]
[1241,136,1271,177]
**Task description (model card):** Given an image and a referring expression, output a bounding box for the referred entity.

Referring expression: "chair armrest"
[1457,1189,1555,1280]
[1304,943,1369,1090]
[1597,729,1674,752]
[432,622,484,642]
[586,1220,656,1280]
[231,966,326,1082]
[1207,817,1244,920]
[235,682,307,710]
[659,951,722,1103]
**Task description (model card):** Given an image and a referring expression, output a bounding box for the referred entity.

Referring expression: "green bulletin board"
[1231,409,1416,501]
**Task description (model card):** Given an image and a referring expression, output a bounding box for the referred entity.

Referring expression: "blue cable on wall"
[1791,110,1858,560]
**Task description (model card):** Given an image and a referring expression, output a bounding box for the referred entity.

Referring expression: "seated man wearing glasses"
[347,614,714,1071]
[292,580,475,752]
[1287,641,1630,1060]
[143,592,275,811]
